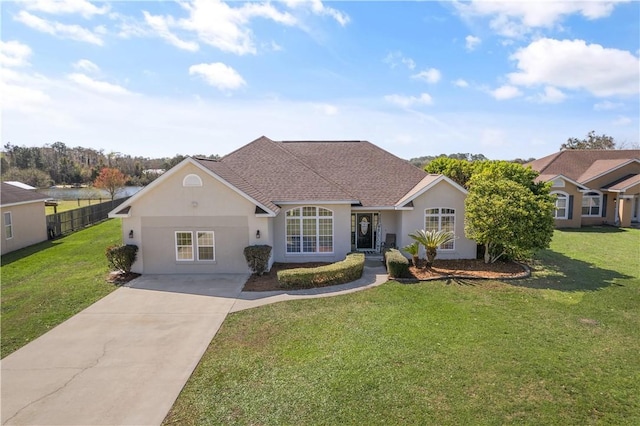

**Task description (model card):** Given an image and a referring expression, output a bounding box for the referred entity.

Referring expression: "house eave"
[273,200,359,205]
[1,199,48,209]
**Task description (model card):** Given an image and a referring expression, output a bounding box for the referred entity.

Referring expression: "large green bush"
[277,253,365,289]
[385,248,410,278]
[105,244,138,274]
[243,245,272,276]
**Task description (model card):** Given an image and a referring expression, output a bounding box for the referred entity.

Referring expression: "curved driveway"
[1,265,387,425]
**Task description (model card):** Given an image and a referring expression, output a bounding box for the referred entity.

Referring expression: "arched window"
[582,191,602,217]
[182,174,203,187]
[425,208,455,250]
[286,207,333,254]
[551,192,569,219]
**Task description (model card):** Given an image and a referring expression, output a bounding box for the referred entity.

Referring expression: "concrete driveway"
[1,274,248,426]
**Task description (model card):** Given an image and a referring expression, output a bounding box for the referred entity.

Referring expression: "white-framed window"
[182,174,203,187]
[175,231,216,261]
[196,231,215,261]
[551,192,569,219]
[286,207,333,254]
[582,191,602,217]
[4,212,13,239]
[425,208,455,250]
[175,232,193,261]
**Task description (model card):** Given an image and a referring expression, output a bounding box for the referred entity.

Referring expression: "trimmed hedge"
[106,244,138,274]
[385,248,410,278]
[277,253,365,289]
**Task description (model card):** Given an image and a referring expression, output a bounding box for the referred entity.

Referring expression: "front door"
[356,213,373,250]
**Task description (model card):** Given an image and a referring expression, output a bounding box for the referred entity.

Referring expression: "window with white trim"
[175,231,215,261]
[425,208,455,250]
[582,192,601,217]
[175,232,193,261]
[196,231,215,261]
[4,212,13,239]
[552,192,568,219]
[286,207,333,253]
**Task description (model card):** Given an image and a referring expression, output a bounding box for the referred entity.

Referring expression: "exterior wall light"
[256,230,261,239]
[129,230,134,239]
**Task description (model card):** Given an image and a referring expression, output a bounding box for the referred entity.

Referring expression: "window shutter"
[568,195,573,220]
[602,194,608,217]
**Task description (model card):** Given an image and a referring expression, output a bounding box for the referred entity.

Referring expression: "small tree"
[106,244,138,274]
[94,167,127,201]
[465,172,555,263]
[561,131,616,150]
[409,229,456,267]
[402,241,420,266]
[243,245,272,276]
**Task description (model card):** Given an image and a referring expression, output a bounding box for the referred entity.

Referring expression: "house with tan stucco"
[1,182,48,255]
[527,150,640,228]
[109,136,476,274]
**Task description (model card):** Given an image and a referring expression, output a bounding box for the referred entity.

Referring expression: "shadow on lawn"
[0,240,63,266]
[513,250,632,292]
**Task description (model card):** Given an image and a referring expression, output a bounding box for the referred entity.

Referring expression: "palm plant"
[402,241,420,267]
[409,229,456,267]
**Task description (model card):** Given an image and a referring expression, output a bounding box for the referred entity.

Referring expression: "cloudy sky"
[1,0,638,161]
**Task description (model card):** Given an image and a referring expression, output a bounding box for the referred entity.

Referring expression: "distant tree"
[2,168,51,188]
[561,131,616,150]
[465,169,555,263]
[94,167,127,200]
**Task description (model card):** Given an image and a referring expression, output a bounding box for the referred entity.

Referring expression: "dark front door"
[356,213,373,250]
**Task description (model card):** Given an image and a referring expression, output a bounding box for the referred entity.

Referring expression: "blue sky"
[2,0,639,161]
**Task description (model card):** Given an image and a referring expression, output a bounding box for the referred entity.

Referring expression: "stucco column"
[619,197,632,228]
[614,195,621,226]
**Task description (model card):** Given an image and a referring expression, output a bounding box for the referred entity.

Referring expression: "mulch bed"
[243,259,528,291]
[106,271,141,285]
[406,259,528,281]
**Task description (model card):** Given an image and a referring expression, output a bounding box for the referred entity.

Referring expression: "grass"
[165,227,640,425]
[1,219,121,358]
[45,199,109,215]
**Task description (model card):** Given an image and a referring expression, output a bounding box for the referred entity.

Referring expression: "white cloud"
[283,0,350,26]
[456,1,626,38]
[0,40,32,68]
[189,62,246,91]
[465,35,481,51]
[67,73,131,95]
[453,79,469,88]
[508,38,640,97]
[536,86,566,103]
[143,11,199,52]
[25,0,109,18]
[384,51,416,70]
[176,0,296,55]
[315,103,338,115]
[613,116,632,126]
[594,101,623,111]
[480,128,509,148]
[14,11,104,45]
[412,68,441,84]
[384,93,433,108]
[490,85,522,100]
[72,59,100,74]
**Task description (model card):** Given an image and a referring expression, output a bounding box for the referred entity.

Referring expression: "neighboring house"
[527,150,640,228]
[1,182,49,255]
[109,136,476,274]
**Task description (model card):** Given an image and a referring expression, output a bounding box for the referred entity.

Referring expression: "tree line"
[0,142,219,188]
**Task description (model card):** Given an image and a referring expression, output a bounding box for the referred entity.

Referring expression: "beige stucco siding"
[122,163,266,274]
[398,180,476,260]
[273,204,351,264]
[1,202,47,255]
[550,180,583,228]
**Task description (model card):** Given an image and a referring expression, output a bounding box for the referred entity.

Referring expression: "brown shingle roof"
[527,150,640,183]
[1,182,48,206]
[212,136,427,207]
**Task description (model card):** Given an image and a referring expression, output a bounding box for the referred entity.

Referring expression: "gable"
[527,150,640,183]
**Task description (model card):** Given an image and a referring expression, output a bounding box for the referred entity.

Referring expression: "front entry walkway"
[1,274,248,426]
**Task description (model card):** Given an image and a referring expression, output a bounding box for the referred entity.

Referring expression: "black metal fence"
[46,197,130,239]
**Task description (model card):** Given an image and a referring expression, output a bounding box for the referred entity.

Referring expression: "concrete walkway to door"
[1,274,248,426]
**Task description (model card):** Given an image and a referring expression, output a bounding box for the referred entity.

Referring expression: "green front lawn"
[1,219,121,358]
[165,227,640,425]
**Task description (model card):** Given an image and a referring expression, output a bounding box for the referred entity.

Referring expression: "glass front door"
[356,213,374,250]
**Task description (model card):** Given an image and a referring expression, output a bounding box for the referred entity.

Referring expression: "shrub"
[243,245,272,276]
[277,253,365,289]
[106,244,138,274]
[385,248,409,278]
